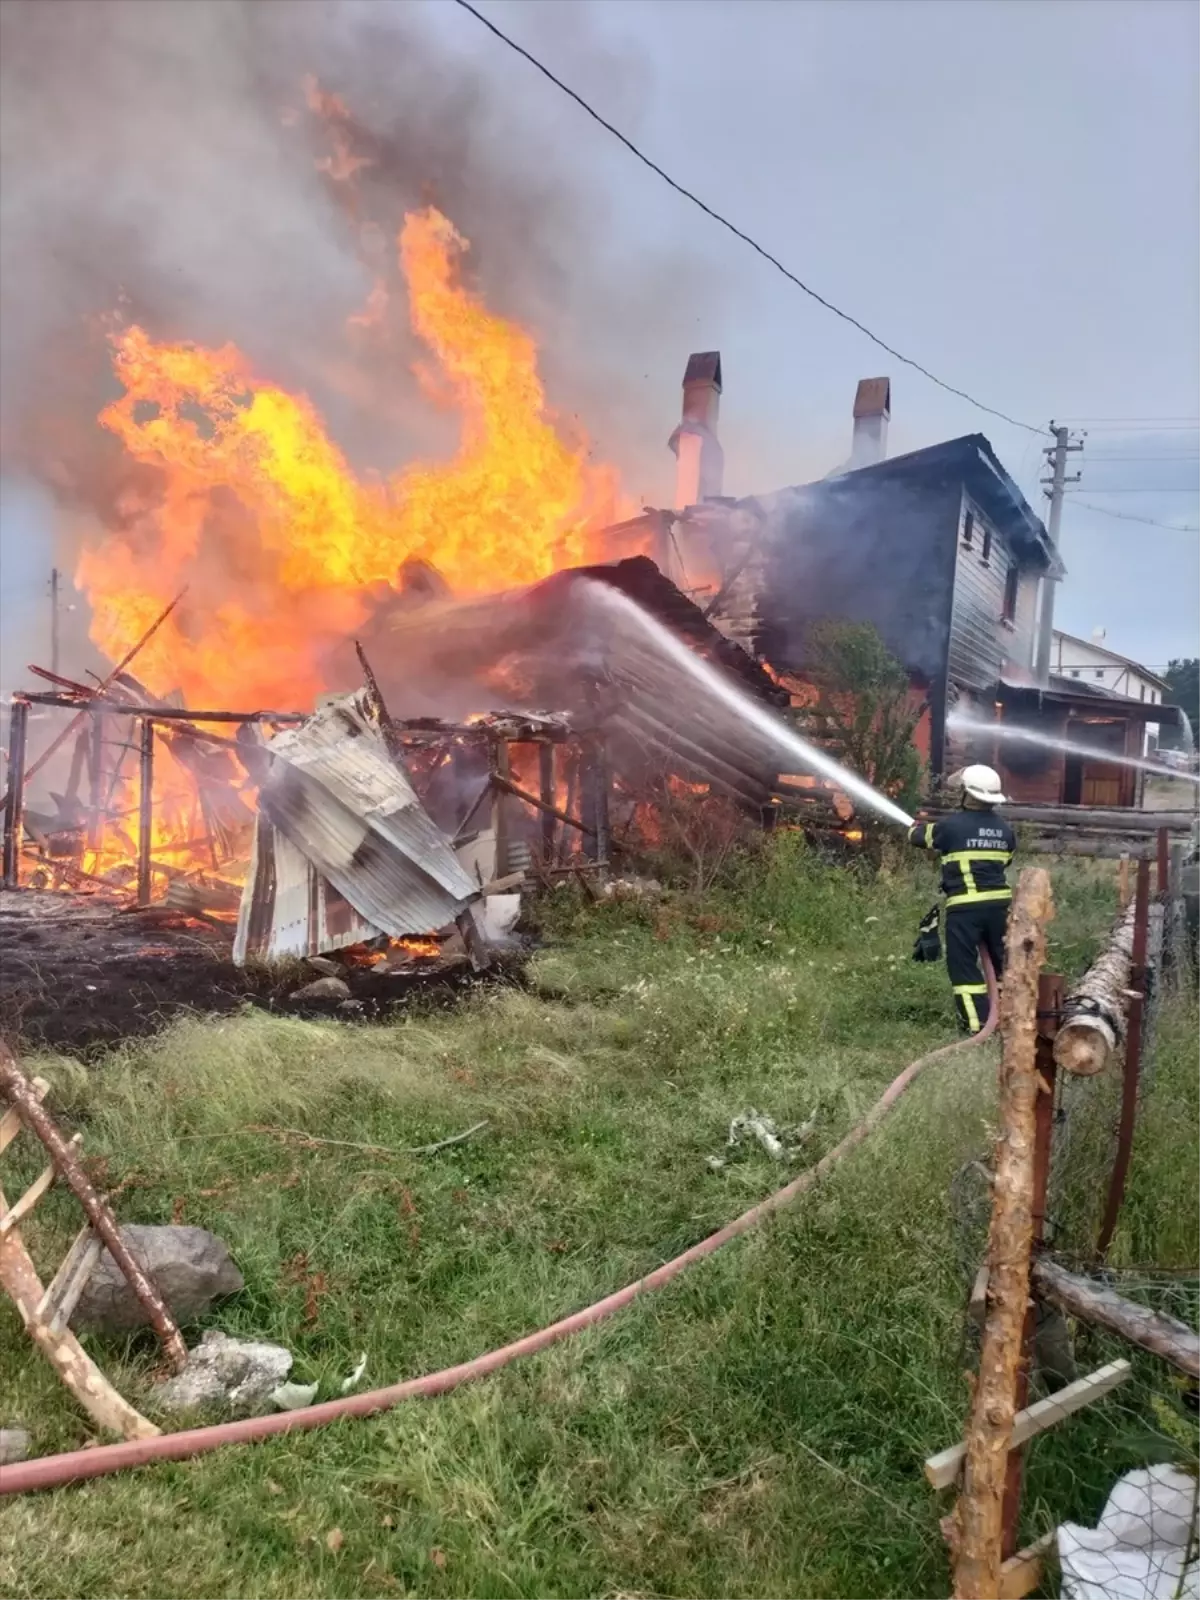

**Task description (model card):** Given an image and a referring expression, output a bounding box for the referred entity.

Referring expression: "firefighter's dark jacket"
[907,809,1016,908]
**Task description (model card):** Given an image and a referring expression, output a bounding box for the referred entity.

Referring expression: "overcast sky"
[1,0,1196,690]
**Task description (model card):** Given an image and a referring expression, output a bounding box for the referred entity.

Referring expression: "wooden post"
[580,736,611,868]
[953,867,1054,1600]
[87,708,106,852]
[136,717,155,907]
[1031,1257,1200,1379]
[1000,971,1063,1561]
[1117,853,1131,909]
[559,750,579,865]
[1,697,29,890]
[538,743,556,864]
[489,739,512,879]
[1096,856,1151,1261]
[1156,827,1169,897]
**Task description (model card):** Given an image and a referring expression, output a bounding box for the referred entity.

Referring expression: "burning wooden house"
[630,360,1188,810]
[1,553,792,974]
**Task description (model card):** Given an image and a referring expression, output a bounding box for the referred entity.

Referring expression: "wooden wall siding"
[1011,570,1040,667]
[995,701,1069,807]
[948,494,1038,693]
[757,476,962,687]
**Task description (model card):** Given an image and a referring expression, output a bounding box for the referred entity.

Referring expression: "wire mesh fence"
[947,866,1197,1598]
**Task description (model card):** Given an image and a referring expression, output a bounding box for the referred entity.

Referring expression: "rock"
[70,1224,243,1335]
[289,976,352,1002]
[304,956,345,978]
[156,1330,293,1414]
[0,1428,31,1465]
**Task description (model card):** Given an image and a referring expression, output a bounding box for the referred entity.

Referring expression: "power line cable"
[451,0,1047,437]
[1070,500,1199,531]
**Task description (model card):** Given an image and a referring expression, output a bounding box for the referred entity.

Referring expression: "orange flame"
[76,207,627,710]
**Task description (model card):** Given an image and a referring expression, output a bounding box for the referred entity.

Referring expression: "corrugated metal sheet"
[234,694,478,963]
[233,815,384,965]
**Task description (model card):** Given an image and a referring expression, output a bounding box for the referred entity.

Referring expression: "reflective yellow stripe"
[940,850,1013,864]
[945,888,1013,908]
[953,984,988,1033]
[924,822,935,847]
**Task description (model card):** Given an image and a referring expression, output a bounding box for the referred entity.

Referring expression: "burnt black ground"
[0,890,517,1055]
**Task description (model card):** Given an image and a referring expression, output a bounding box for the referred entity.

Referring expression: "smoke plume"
[0,0,721,577]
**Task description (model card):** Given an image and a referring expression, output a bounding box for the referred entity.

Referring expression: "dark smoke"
[0,0,721,549]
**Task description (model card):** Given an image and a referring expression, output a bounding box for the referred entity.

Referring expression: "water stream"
[578,580,916,829]
[947,711,1200,788]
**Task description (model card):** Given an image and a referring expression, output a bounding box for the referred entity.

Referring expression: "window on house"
[981,524,993,564]
[962,510,974,547]
[1070,669,1081,678]
[1095,670,1104,680]
[1140,684,1146,701]
[1001,561,1019,622]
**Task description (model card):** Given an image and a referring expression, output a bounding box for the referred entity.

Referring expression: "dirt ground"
[0,890,512,1054]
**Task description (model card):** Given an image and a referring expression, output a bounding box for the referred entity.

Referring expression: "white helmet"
[961,764,1007,805]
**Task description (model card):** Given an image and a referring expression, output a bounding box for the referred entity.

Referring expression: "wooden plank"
[0,1108,23,1157]
[1000,1531,1057,1600]
[925,1360,1132,1489]
[0,1161,59,1235]
[0,1075,49,1156]
[36,1224,103,1334]
[0,1178,158,1441]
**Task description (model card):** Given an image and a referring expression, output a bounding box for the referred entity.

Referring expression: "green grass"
[0,840,1194,1599]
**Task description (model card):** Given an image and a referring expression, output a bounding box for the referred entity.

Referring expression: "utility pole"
[1033,422,1083,683]
[49,567,61,679]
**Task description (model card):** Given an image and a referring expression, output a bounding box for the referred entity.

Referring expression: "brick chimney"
[668,352,724,509]
[850,377,890,469]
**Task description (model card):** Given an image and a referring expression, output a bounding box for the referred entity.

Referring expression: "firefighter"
[908,764,1015,1034]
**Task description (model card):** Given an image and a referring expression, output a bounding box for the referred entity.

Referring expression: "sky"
[1,0,1197,691]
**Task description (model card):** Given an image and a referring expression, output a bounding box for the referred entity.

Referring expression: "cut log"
[953,867,1054,1600]
[1031,1257,1200,1379]
[1053,900,1137,1077]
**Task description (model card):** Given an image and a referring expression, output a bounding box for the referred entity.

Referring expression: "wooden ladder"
[0,1043,187,1441]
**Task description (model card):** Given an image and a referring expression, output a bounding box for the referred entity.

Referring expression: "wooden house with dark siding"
[605,360,1185,809]
[749,433,1059,777]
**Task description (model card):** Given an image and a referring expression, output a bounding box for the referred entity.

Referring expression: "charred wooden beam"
[2,698,29,890]
[538,744,556,861]
[493,774,589,836]
[136,719,154,909]
[1,593,187,811]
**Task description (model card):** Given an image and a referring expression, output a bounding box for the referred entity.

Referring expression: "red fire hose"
[2,955,998,1497]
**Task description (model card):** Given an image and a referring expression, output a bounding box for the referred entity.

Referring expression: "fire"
[76,207,627,711]
[347,936,442,967]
